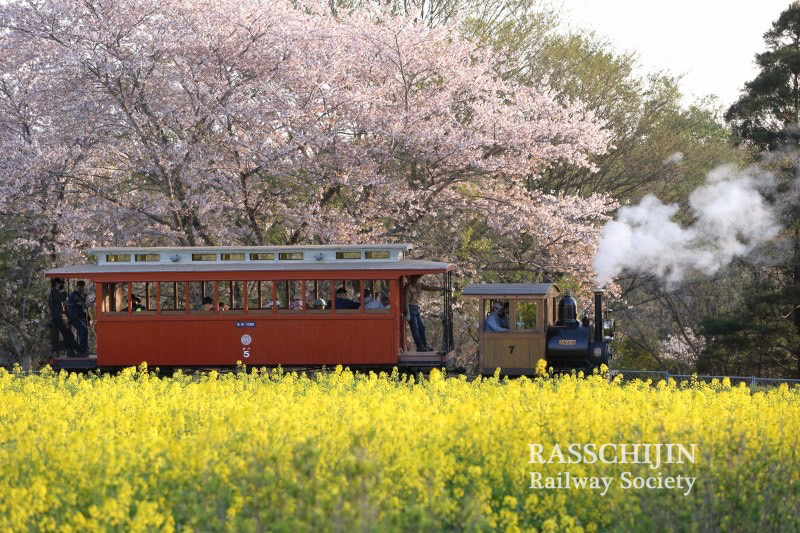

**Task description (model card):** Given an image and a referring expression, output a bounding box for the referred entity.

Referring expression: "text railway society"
[528,443,699,496]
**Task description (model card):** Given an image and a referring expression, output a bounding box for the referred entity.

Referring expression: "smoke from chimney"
[594,164,782,286]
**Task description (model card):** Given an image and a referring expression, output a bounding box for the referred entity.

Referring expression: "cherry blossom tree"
[0,0,614,365]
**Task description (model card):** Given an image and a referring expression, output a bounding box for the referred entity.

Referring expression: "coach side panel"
[96,315,398,367]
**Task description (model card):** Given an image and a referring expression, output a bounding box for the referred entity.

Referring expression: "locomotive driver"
[484,301,509,332]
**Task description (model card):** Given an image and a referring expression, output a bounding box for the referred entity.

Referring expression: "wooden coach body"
[46,245,455,369]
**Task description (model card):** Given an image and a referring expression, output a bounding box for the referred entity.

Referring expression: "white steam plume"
[663,151,684,165]
[594,164,781,286]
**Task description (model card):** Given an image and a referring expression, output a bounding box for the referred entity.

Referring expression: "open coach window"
[364,280,390,312]
[158,282,187,315]
[128,282,157,314]
[276,280,302,312]
[246,281,275,314]
[333,280,361,312]
[216,281,244,312]
[306,280,331,313]
[102,282,130,315]
[189,281,216,314]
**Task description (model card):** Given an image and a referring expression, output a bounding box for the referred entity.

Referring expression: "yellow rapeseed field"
[1,365,798,532]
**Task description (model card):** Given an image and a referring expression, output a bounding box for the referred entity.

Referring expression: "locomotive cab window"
[483,299,510,332]
[514,301,538,331]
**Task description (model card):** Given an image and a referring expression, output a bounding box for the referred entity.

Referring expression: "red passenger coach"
[46,245,455,371]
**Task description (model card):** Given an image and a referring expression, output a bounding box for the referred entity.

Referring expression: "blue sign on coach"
[236,321,256,328]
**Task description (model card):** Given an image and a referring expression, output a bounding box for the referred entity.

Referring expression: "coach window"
[189,281,216,314]
[364,250,390,259]
[217,281,231,311]
[102,282,130,315]
[130,282,157,315]
[216,281,244,312]
[365,280,390,313]
[232,281,244,311]
[336,251,361,260]
[277,280,302,313]
[246,281,274,314]
[159,282,187,316]
[514,301,538,332]
[333,280,361,313]
[147,283,158,312]
[306,280,331,313]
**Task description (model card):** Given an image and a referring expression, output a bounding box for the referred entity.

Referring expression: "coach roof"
[46,260,453,276]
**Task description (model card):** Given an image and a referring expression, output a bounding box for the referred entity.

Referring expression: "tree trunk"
[794,223,800,377]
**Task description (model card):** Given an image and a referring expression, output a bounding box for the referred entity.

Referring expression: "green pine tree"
[717,2,800,377]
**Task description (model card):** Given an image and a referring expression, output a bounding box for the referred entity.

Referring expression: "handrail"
[609,369,800,385]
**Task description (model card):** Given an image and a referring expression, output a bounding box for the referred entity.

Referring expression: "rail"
[609,369,800,386]
[6,364,800,385]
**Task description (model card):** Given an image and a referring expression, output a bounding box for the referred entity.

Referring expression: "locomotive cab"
[465,283,612,376]
[464,283,561,376]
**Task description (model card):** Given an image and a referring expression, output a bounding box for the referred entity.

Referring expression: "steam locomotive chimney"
[593,289,603,342]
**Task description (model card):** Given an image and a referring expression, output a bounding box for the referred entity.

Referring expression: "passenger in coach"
[364,288,375,306]
[334,287,359,309]
[201,296,214,312]
[289,297,303,310]
[312,298,326,309]
[365,290,385,309]
[132,295,145,312]
[381,295,391,308]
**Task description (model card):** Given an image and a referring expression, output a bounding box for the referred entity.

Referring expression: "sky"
[558,0,791,110]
